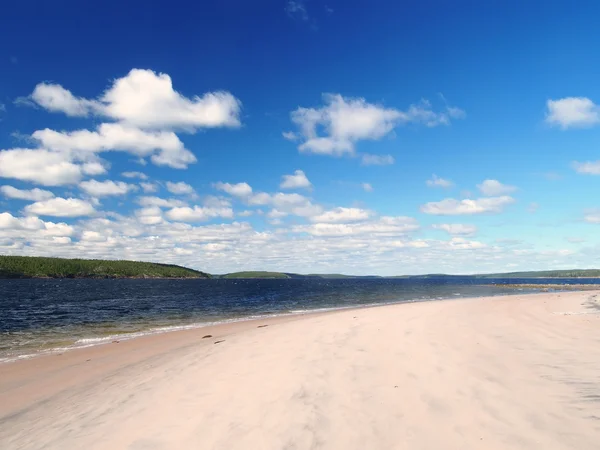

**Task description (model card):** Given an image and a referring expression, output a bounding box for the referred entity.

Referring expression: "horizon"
[2,254,598,278]
[1,1,600,276]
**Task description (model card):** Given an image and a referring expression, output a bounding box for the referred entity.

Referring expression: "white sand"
[1,290,600,449]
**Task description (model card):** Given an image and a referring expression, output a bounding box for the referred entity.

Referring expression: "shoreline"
[0,287,551,365]
[2,290,600,448]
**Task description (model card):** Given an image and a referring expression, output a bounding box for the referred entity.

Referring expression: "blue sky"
[1,0,600,275]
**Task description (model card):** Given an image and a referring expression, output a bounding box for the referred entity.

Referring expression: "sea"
[1,277,599,363]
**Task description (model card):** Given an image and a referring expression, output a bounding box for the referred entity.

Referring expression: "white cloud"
[361,182,373,192]
[285,1,309,21]
[293,216,419,237]
[215,181,325,218]
[135,206,164,225]
[441,237,486,250]
[79,179,137,197]
[1,185,55,201]
[282,131,298,141]
[165,206,234,222]
[202,196,232,209]
[0,148,83,186]
[0,213,74,238]
[420,196,515,215]
[29,69,242,131]
[426,174,454,188]
[572,160,600,175]
[122,171,148,180]
[289,94,465,156]
[545,97,600,129]
[31,83,101,117]
[584,210,600,224]
[280,170,311,189]
[267,209,287,218]
[24,197,95,217]
[33,123,197,169]
[140,182,158,193]
[311,207,372,223]
[477,179,517,196]
[166,181,195,195]
[360,153,395,166]
[432,224,477,236]
[213,182,253,197]
[136,196,187,208]
[82,161,108,175]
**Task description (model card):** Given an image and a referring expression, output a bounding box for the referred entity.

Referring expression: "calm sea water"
[1,277,598,362]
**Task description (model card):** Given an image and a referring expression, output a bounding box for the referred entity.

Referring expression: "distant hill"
[221,271,291,279]
[0,255,210,279]
[220,269,600,279]
[473,269,600,279]
[220,272,383,279]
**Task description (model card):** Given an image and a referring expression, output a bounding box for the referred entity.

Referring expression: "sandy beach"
[1,290,600,449]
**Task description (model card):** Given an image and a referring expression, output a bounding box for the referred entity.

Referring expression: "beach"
[1,290,600,449]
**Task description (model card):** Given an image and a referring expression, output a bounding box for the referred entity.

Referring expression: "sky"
[1,0,600,276]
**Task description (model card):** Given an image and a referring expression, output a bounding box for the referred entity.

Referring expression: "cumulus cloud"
[140,182,158,193]
[165,205,234,222]
[1,185,55,201]
[30,83,101,117]
[214,181,323,218]
[360,153,395,166]
[420,196,515,215]
[122,171,148,180]
[166,181,195,195]
[477,179,517,196]
[289,94,464,156]
[213,182,253,197]
[572,160,600,175]
[79,179,137,197]
[311,207,372,223]
[545,97,600,129]
[361,182,373,192]
[24,197,95,217]
[426,174,454,188]
[0,148,83,186]
[28,69,241,131]
[432,223,477,236]
[2,69,242,187]
[293,216,420,237]
[280,170,311,190]
[136,196,187,208]
[0,213,74,239]
[33,123,197,169]
[135,206,164,225]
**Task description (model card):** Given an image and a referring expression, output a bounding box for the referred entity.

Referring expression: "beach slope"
[1,290,600,449]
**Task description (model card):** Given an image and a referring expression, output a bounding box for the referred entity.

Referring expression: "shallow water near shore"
[1,277,599,362]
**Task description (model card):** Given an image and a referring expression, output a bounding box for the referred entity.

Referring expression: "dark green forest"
[0,255,210,279]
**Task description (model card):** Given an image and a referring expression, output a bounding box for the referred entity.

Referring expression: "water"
[1,277,598,362]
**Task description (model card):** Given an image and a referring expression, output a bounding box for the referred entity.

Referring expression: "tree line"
[0,255,210,279]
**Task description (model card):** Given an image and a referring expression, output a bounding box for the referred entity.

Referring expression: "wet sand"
[1,291,600,449]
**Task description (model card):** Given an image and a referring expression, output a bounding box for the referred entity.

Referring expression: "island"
[0,255,210,279]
